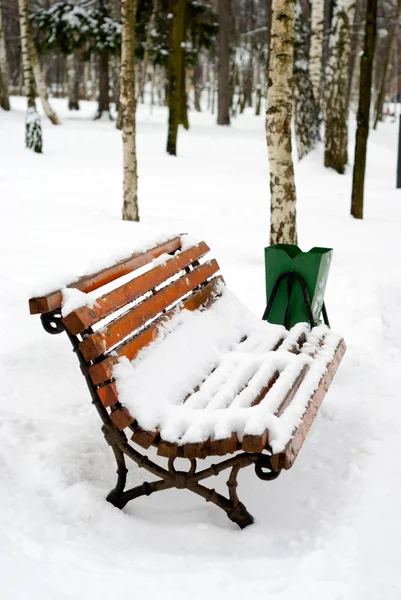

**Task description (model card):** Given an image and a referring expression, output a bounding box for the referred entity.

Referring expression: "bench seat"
[112,287,344,466]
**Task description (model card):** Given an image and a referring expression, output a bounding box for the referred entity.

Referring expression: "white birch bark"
[0,0,10,110]
[266,0,297,245]
[18,0,42,152]
[293,0,319,160]
[324,0,355,173]
[121,0,139,221]
[32,46,60,125]
[309,0,324,108]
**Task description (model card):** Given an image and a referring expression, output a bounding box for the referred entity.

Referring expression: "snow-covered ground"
[1,97,401,599]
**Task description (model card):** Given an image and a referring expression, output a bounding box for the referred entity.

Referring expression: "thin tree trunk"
[346,0,364,110]
[166,0,186,155]
[139,0,158,102]
[0,0,10,110]
[95,50,111,118]
[194,59,202,111]
[324,0,355,174]
[217,0,231,125]
[67,54,80,110]
[18,0,43,152]
[265,0,273,77]
[373,0,401,129]
[32,45,60,124]
[267,0,297,245]
[293,0,320,160]
[179,54,189,128]
[351,0,377,219]
[309,0,324,110]
[121,0,139,221]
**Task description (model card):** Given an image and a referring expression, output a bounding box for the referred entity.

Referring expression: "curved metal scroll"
[40,310,65,335]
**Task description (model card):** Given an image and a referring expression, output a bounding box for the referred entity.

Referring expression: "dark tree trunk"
[166,0,186,155]
[180,54,189,129]
[95,50,110,118]
[194,60,202,112]
[351,0,377,219]
[217,0,231,125]
[67,54,80,110]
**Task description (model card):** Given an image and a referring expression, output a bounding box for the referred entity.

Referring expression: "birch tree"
[121,0,139,221]
[309,0,324,110]
[324,0,355,174]
[18,0,42,152]
[0,0,10,111]
[67,54,80,110]
[373,0,401,129]
[293,0,319,160]
[32,47,60,124]
[351,0,377,219]
[266,0,297,245]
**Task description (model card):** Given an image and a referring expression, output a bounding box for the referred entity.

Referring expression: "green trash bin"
[264,244,332,329]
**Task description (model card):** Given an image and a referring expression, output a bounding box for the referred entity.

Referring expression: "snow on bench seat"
[113,286,344,459]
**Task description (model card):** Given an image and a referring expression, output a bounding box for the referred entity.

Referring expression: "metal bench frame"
[41,309,280,530]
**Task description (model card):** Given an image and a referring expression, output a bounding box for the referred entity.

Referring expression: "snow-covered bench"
[29,236,346,528]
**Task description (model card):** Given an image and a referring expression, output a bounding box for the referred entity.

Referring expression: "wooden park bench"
[29,236,346,529]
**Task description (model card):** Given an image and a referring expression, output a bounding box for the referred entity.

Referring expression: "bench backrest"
[29,237,224,398]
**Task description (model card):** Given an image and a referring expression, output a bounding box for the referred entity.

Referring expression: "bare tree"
[217,0,231,125]
[67,54,80,110]
[309,0,324,110]
[32,46,60,124]
[121,0,139,221]
[351,0,377,219]
[266,0,297,245]
[374,0,401,129]
[0,0,10,110]
[166,0,186,155]
[324,0,355,174]
[18,0,42,152]
[139,0,158,102]
[293,0,320,160]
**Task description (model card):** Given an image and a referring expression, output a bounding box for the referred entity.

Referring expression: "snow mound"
[114,287,342,451]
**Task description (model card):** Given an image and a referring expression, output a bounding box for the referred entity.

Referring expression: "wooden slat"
[88,276,224,385]
[157,441,184,458]
[270,339,346,471]
[63,242,210,335]
[210,433,240,456]
[110,407,134,430]
[131,427,160,449]
[28,237,181,315]
[241,365,309,453]
[97,382,119,408]
[79,260,220,361]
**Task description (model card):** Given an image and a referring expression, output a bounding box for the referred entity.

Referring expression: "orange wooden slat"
[131,427,160,449]
[110,407,135,430]
[88,276,224,385]
[28,237,181,315]
[63,242,210,335]
[241,364,309,453]
[270,339,346,471]
[97,382,119,408]
[79,260,220,361]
